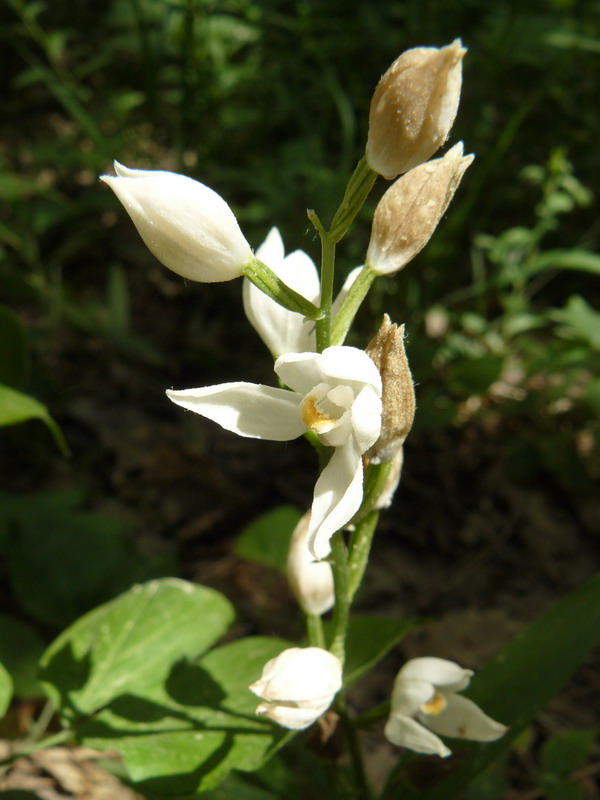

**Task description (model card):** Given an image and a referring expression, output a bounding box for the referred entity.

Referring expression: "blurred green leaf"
[540,728,596,778]
[446,354,504,397]
[235,506,302,573]
[39,578,235,718]
[526,250,600,278]
[0,614,45,697]
[0,661,13,718]
[536,774,585,800]
[0,305,29,388]
[555,296,600,349]
[0,383,69,455]
[337,616,416,688]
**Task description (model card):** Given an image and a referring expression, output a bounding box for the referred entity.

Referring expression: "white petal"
[424,694,508,742]
[166,383,305,440]
[384,713,451,757]
[287,511,335,615]
[398,657,473,691]
[390,677,435,717]
[256,699,330,730]
[249,647,342,703]
[274,352,323,395]
[308,440,364,560]
[351,385,383,453]
[101,166,252,282]
[244,229,318,356]
[319,347,382,394]
[256,226,285,264]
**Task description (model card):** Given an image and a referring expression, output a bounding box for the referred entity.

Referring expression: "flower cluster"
[100,39,506,757]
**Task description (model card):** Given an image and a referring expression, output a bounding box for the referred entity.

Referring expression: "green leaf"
[0,660,13,717]
[0,383,69,455]
[2,490,165,628]
[78,637,290,797]
[0,614,45,697]
[537,774,585,800]
[555,296,600,350]
[539,729,597,777]
[336,616,416,687]
[235,506,302,573]
[525,249,600,278]
[446,354,504,397]
[39,578,235,719]
[394,572,600,799]
[0,305,29,388]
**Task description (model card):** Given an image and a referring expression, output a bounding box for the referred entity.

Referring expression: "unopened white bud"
[366,143,474,276]
[249,647,342,730]
[366,40,466,180]
[287,511,334,615]
[101,162,253,282]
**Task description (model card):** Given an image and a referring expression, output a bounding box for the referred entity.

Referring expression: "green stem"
[243,258,320,320]
[308,210,336,352]
[331,264,377,345]
[347,511,379,603]
[306,613,325,648]
[352,700,391,729]
[328,532,350,666]
[329,156,378,243]
[339,706,373,800]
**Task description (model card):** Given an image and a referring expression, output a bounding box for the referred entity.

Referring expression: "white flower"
[101,162,253,282]
[287,511,334,615]
[249,647,342,730]
[384,657,507,757]
[243,227,363,357]
[243,228,320,356]
[167,346,382,559]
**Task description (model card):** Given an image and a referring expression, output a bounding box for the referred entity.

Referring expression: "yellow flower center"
[420,690,447,716]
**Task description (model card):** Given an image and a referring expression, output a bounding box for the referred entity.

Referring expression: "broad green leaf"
[0,614,45,697]
[0,305,29,388]
[0,660,13,717]
[78,637,290,797]
[525,249,600,278]
[390,572,600,799]
[39,578,235,719]
[0,383,69,455]
[335,616,416,687]
[201,774,278,800]
[235,506,302,573]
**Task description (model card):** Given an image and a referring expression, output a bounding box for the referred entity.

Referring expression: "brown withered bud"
[366,142,474,277]
[366,315,416,463]
[366,39,466,180]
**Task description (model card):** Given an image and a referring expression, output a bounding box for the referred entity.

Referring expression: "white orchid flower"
[167,345,382,559]
[101,162,253,282]
[384,657,507,757]
[243,227,363,357]
[287,510,334,615]
[249,647,342,730]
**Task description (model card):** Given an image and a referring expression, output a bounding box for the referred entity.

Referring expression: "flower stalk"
[328,532,351,666]
[243,257,321,320]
